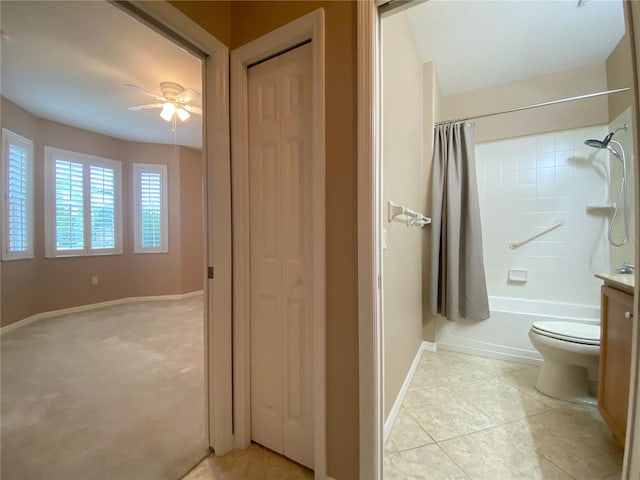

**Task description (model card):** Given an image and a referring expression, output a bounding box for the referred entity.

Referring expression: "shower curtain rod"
[434,87,631,126]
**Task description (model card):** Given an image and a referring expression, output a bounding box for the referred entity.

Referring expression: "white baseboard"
[422,341,437,353]
[437,343,542,366]
[1,290,204,335]
[384,341,436,443]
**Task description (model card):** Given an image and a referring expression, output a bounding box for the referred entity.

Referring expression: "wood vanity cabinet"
[599,285,634,446]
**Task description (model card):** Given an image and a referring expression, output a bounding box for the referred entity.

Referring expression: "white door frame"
[357,1,640,479]
[622,2,640,477]
[124,1,234,456]
[357,2,382,480]
[230,9,327,478]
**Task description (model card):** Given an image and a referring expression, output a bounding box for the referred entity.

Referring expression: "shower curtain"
[429,121,490,321]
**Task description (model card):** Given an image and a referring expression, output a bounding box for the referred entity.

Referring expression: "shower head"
[584,124,628,149]
[584,138,609,149]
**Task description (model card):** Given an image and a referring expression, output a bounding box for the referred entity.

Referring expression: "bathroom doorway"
[373,1,640,478]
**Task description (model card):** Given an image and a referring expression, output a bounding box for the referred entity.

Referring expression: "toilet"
[528,321,601,406]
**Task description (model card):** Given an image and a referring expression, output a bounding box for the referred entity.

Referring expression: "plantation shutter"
[7,143,30,252]
[2,129,33,260]
[140,171,162,248]
[54,159,85,251]
[90,165,116,249]
[133,163,167,254]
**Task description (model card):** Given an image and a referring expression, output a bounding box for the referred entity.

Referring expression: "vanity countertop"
[595,273,635,294]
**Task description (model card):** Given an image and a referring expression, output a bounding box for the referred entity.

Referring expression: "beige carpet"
[1,296,208,480]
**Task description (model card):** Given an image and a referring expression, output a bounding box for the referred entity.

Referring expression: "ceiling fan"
[125,82,202,122]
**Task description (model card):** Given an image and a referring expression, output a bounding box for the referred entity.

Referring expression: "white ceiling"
[405,0,626,96]
[1,1,203,149]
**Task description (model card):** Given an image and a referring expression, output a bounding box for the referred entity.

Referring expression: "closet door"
[249,53,284,455]
[248,43,314,469]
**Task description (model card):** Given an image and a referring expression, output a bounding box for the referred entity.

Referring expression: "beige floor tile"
[448,378,552,423]
[385,350,622,480]
[505,407,623,480]
[439,425,573,480]
[499,366,569,408]
[410,357,494,391]
[385,444,466,480]
[453,353,535,375]
[406,386,496,441]
[417,350,477,373]
[182,445,313,480]
[385,409,434,454]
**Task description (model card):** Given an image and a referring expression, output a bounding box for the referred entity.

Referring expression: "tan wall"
[1,97,203,327]
[421,61,439,342]
[168,0,231,47]
[382,11,425,419]
[438,63,610,143]
[606,33,634,122]
[180,146,204,293]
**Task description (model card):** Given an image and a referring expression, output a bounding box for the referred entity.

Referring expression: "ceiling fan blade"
[183,105,202,116]
[176,88,201,103]
[127,103,164,111]
[124,83,165,102]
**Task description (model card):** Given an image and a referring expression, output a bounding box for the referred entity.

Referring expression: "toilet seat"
[531,321,600,346]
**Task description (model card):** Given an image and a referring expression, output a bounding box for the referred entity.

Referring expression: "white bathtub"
[435,296,600,364]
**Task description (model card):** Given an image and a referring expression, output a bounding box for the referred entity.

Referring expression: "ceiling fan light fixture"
[176,107,190,122]
[160,102,175,122]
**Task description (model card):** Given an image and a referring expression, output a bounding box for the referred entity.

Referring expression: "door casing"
[122,0,234,456]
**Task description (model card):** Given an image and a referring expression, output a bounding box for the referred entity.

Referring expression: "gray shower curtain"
[429,122,490,321]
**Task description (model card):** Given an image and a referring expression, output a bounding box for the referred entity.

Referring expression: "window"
[1,129,34,261]
[133,163,168,253]
[44,147,122,257]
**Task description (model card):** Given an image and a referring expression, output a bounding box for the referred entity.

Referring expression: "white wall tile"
[536,152,555,169]
[518,168,536,184]
[537,167,555,183]
[516,153,536,171]
[475,125,610,306]
[536,134,555,154]
[536,182,555,198]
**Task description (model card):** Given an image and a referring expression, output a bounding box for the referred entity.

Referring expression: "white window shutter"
[133,163,168,253]
[54,159,85,251]
[2,129,34,260]
[44,147,122,257]
[140,171,162,248]
[90,165,116,249]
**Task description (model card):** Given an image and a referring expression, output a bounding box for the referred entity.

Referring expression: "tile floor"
[384,350,623,480]
[181,444,313,480]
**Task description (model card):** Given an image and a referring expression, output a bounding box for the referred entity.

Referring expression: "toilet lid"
[532,321,600,345]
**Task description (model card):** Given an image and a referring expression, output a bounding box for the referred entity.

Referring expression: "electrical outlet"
[91,276,99,285]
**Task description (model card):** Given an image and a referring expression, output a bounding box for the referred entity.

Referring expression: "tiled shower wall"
[476,125,611,307]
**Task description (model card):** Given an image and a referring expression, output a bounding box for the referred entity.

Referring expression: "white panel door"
[248,43,314,469]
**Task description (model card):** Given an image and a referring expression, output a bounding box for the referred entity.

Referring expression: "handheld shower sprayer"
[584,124,629,247]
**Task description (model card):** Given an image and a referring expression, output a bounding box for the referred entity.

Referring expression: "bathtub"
[435,296,600,364]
